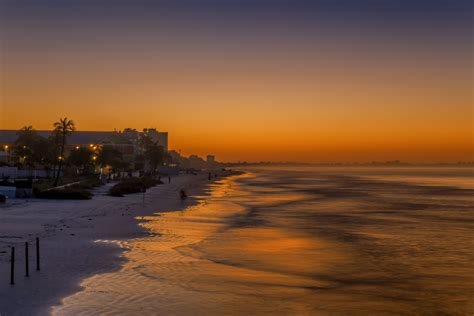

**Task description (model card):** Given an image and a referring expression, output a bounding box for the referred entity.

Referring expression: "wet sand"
[0,171,231,315]
[52,167,474,315]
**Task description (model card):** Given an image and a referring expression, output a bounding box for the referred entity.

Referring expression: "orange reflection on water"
[54,169,474,315]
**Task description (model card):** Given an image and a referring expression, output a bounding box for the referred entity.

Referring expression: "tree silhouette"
[13,126,58,168]
[68,147,93,173]
[53,117,76,186]
[138,130,164,173]
[144,144,164,174]
[13,126,39,166]
[97,146,124,171]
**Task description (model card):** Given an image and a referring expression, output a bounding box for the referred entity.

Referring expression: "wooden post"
[36,237,40,271]
[25,242,29,277]
[10,247,15,285]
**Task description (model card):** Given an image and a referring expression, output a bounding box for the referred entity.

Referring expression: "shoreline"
[0,170,239,316]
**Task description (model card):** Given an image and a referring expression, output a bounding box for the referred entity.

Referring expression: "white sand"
[0,171,229,315]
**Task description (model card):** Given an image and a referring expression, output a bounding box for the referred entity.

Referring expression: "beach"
[1,166,473,315]
[0,171,231,315]
[53,166,473,315]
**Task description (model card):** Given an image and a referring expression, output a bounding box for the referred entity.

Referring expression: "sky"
[0,0,472,162]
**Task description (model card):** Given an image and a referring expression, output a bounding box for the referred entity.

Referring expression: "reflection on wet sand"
[54,167,474,315]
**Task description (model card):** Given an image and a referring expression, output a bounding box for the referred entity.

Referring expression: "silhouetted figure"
[168,176,171,183]
[180,189,187,200]
[208,172,211,181]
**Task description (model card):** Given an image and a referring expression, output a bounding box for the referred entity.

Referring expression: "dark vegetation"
[34,177,103,200]
[7,124,169,179]
[3,122,174,200]
[35,188,92,200]
[53,117,76,186]
[109,177,162,197]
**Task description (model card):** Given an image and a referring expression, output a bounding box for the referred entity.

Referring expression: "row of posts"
[10,237,40,285]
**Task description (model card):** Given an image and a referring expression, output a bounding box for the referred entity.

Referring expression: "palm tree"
[53,117,76,186]
[19,125,34,132]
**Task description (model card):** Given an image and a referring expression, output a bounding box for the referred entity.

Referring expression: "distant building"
[0,129,168,149]
[206,155,215,163]
[0,128,168,168]
[122,128,168,152]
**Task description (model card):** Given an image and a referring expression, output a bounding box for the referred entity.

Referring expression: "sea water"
[54,167,474,315]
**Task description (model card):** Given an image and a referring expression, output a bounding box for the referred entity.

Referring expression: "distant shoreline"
[226,162,474,167]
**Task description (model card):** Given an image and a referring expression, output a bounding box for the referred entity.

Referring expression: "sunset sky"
[1,0,472,162]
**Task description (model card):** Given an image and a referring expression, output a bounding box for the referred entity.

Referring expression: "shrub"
[70,177,104,190]
[109,177,162,197]
[33,177,101,200]
[36,188,92,200]
[34,176,103,192]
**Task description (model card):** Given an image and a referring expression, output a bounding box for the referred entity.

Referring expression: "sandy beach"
[0,171,232,315]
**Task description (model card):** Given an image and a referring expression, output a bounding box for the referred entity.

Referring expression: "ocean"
[54,166,474,315]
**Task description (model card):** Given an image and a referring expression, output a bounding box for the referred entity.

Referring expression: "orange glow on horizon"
[1,2,472,163]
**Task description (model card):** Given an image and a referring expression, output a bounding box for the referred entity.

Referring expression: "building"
[0,129,169,167]
[206,155,215,163]
[0,129,168,150]
[122,128,168,152]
